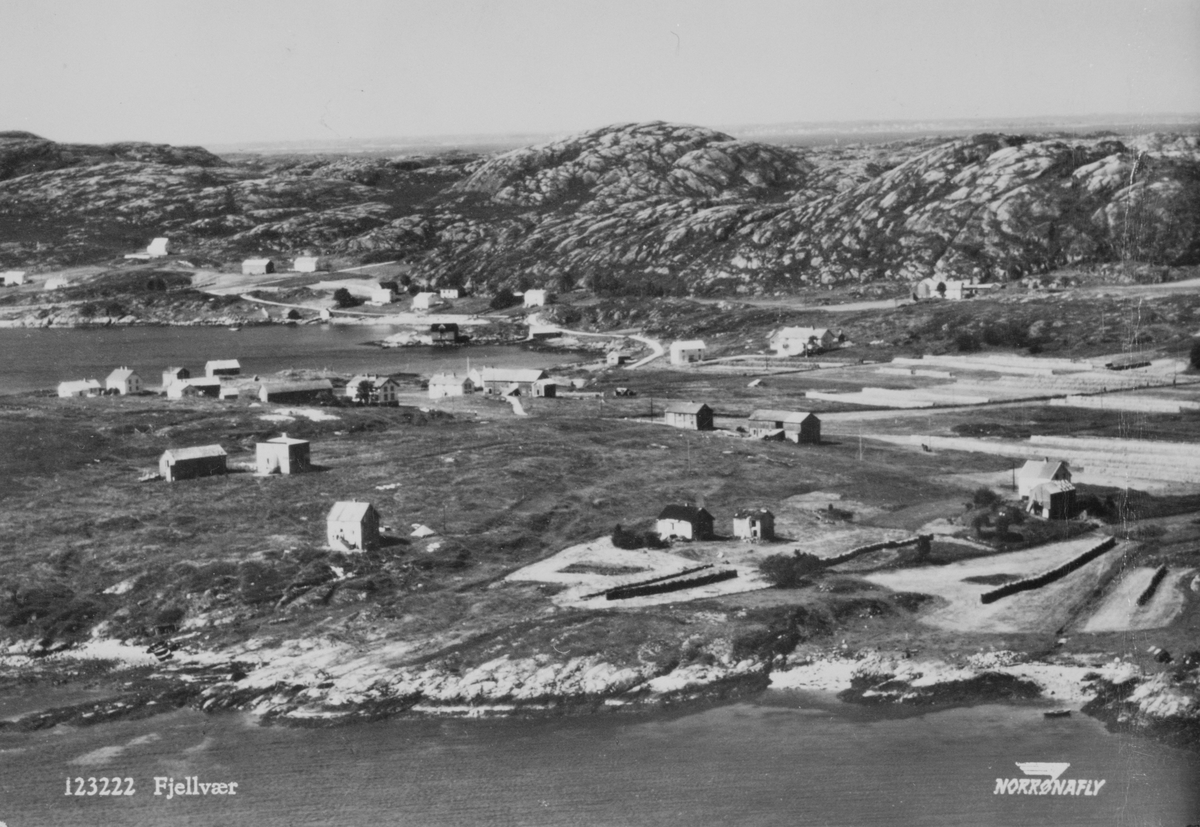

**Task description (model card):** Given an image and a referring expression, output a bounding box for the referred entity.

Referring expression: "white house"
[44,276,70,291]
[147,237,170,257]
[1,270,26,286]
[256,434,311,475]
[327,501,381,552]
[57,379,102,398]
[369,288,395,305]
[105,367,143,395]
[732,508,775,541]
[205,359,241,377]
[162,366,190,388]
[345,374,400,405]
[412,292,442,310]
[242,258,275,276]
[770,327,836,356]
[655,505,714,541]
[669,340,707,365]
[523,289,548,307]
[293,256,322,273]
[428,372,474,398]
[1017,459,1072,500]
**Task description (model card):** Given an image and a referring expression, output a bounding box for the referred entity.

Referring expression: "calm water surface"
[0,325,581,394]
[1,693,1195,826]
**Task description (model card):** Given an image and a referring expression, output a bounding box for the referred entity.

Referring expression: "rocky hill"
[1,122,1198,293]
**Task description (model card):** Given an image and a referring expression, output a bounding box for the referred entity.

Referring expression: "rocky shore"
[4,637,1196,752]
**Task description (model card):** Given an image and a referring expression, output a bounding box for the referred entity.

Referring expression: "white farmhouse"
[105,367,143,395]
[1,270,26,286]
[293,256,323,273]
[327,501,381,552]
[242,258,275,276]
[412,292,442,310]
[523,289,548,307]
[428,372,474,398]
[669,340,706,365]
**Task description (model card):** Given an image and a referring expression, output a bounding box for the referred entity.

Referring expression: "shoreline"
[3,638,1195,752]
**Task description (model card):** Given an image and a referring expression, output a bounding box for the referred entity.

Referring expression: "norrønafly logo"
[994,763,1106,796]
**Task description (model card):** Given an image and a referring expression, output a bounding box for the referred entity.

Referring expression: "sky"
[1,0,1198,146]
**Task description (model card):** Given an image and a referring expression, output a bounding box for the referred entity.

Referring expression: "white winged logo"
[1016,762,1071,781]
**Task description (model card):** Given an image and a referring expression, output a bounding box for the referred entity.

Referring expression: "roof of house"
[59,379,101,392]
[663,401,711,415]
[1031,480,1076,495]
[164,366,188,375]
[429,372,471,385]
[294,256,320,264]
[260,379,333,394]
[181,376,222,387]
[261,434,309,446]
[657,504,713,522]
[162,444,226,461]
[347,374,397,389]
[670,339,706,351]
[205,359,241,370]
[482,367,547,383]
[328,501,377,523]
[773,326,831,340]
[430,322,459,331]
[107,367,139,382]
[748,409,817,425]
[733,507,774,519]
[1019,459,1070,481]
[242,258,273,266]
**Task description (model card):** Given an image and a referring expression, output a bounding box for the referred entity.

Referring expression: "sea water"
[0,326,583,395]
[1,693,1195,826]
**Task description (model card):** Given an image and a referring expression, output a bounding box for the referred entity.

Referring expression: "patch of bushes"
[489,289,520,310]
[758,550,825,588]
[611,523,667,550]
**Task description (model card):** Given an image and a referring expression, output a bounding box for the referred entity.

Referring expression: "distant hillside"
[1,122,1198,293]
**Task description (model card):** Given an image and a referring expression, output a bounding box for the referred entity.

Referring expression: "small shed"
[412,292,442,310]
[105,367,143,395]
[293,256,322,273]
[327,501,381,552]
[606,351,629,367]
[159,445,227,482]
[258,379,334,404]
[430,323,459,345]
[533,379,557,398]
[732,508,775,541]
[523,289,547,307]
[147,237,170,258]
[746,410,820,444]
[439,288,461,299]
[428,372,474,398]
[669,340,706,365]
[345,374,399,405]
[663,401,713,431]
[1017,459,1072,500]
[167,377,221,398]
[1028,480,1076,520]
[256,434,311,475]
[242,258,275,276]
[206,359,241,377]
[655,505,714,541]
[58,379,102,398]
[1,270,26,286]
[162,366,190,388]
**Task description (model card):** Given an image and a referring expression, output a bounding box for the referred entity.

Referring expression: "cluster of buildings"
[157,431,381,552]
[661,402,822,444]
[912,277,999,301]
[1016,459,1076,519]
[654,504,775,543]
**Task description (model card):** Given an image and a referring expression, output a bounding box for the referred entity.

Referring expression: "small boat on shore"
[1043,710,1071,718]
